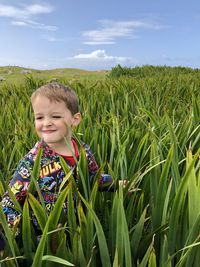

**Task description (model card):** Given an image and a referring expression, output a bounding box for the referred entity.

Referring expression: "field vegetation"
[0,65,200,266]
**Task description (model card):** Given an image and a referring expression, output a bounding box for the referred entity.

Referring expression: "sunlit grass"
[0,68,200,266]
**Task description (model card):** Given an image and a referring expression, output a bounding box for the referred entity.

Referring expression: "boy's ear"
[72,112,81,126]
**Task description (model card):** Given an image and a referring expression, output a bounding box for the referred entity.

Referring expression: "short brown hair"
[31,83,79,115]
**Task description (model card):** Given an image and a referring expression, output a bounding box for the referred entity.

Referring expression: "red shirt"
[61,139,79,166]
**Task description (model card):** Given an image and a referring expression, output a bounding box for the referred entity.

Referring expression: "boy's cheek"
[35,123,42,132]
[35,129,42,138]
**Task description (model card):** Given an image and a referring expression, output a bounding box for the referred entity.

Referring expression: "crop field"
[0,65,200,266]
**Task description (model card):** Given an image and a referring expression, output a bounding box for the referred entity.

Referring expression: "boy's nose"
[43,118,53,126]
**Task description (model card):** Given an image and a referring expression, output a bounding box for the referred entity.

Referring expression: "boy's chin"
[43,137,67,145]
[38,134,70,144]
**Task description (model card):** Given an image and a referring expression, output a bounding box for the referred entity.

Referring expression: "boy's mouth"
[42,130,57,134]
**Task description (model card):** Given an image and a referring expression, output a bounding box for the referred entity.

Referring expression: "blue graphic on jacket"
[38,176,56,192]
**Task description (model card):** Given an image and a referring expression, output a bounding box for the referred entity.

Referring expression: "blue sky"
[0,0,200,70]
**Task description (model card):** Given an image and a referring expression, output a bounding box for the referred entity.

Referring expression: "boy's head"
[31,82,79,115]
[31,83,81,149]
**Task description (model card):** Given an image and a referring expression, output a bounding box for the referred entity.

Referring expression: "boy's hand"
[119,180,141,194]
[118,179,129,188]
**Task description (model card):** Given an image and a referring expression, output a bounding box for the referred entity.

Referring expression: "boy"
[1,82,113,232]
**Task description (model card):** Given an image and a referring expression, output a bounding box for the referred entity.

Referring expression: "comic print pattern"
[1,138,112,230]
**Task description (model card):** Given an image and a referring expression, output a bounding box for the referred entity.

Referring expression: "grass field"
[0,65,200,266]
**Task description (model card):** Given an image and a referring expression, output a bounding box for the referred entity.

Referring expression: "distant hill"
[0,66,109,83]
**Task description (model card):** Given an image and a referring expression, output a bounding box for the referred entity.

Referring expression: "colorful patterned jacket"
[1,138,112,230]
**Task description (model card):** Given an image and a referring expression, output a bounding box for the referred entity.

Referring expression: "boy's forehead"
[32,95,68,112]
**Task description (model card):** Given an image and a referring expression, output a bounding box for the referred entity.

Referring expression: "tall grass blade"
[79,193,111,267]
[42,255,74,266]
[28,193,47,231]
[168,148,200,255]
[0,204,19,266]
[22,199,33,264]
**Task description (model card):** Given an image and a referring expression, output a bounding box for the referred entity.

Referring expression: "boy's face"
[32,95,81,148]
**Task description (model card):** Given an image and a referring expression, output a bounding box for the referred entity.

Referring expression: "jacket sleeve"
[1,159,32,231]
[84,144,113,191]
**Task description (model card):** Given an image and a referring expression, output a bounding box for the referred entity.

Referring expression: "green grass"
[1,65,200,266]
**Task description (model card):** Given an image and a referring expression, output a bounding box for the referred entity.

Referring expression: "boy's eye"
[52,115,62,119]
[35,117,43,120]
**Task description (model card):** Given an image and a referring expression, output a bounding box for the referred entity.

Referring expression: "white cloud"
[24,4,54,15]
[0,4,53,19]
[11,21,27,26]
[41,34,65,42]
[74,49,127,62]
[84,41,115,45]
[83,19,163,45]
[0,4,25,18]
[0,3,56,31]
[11,20,57,31]
[66,49,134,69]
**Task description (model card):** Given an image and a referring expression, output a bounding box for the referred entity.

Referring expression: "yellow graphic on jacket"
[11,181,29,195]
[40,161,61,178]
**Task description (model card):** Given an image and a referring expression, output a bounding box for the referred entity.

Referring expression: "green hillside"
[0,66,109,84]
